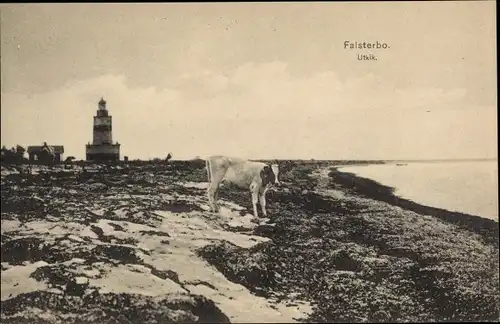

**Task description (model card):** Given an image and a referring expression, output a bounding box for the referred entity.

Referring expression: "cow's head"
[261,163,281,187]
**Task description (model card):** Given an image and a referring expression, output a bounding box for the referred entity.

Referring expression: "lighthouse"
[85,98,120,161]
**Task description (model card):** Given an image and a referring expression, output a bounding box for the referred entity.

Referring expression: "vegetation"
[199,162,499,322]
[1,158,498,323]
[0,145,27,164]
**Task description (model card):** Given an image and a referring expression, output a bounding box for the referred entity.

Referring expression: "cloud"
[1,61,494,160]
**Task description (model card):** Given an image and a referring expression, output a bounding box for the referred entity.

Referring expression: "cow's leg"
[252,191,259,218]
[206,160,225,213]
[208,179,224,213]
[206,160,214,212]
[213,185,221,212]
[207,183,220,213]
[259,192,267,218]
[250,184,260,218]
[207,185,215,212]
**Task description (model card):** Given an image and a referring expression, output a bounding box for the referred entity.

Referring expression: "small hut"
[27,143,65,163]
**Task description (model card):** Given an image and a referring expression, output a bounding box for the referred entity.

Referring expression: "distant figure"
[205,155,280,218]
[63,156,75,169]
[166,153,173,162]
[64,156,75,169]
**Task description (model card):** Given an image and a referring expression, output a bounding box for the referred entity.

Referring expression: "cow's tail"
[206,158,212,184]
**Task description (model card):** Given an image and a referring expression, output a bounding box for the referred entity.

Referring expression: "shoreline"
[336,162,498,222]
[329,167,499,247]
[199,162,499,322]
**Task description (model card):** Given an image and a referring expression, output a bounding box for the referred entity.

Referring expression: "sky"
[0,2,497,160]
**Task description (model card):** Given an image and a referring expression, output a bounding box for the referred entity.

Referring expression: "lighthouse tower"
[85,98,120,161]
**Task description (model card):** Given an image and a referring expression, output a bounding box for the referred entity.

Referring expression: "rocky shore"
[1,161,499,323]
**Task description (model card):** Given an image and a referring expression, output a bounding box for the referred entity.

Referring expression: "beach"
[1,160,499,323]
[338,161,498,221]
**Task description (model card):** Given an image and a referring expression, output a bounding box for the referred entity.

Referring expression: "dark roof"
[27,145,64,154]
[99,97,106,105]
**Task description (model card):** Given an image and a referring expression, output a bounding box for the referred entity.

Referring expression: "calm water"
[339,161,498,221]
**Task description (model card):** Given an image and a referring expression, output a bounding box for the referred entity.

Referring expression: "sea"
[338,160,498,221]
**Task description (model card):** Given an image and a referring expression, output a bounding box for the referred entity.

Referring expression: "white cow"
[205,155,280,218]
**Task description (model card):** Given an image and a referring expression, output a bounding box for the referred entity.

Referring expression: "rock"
[88,182,108,192]
[1,237,51,264]
[0,291,231,323]
[253,224,278,238]
[1,195,45,214]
